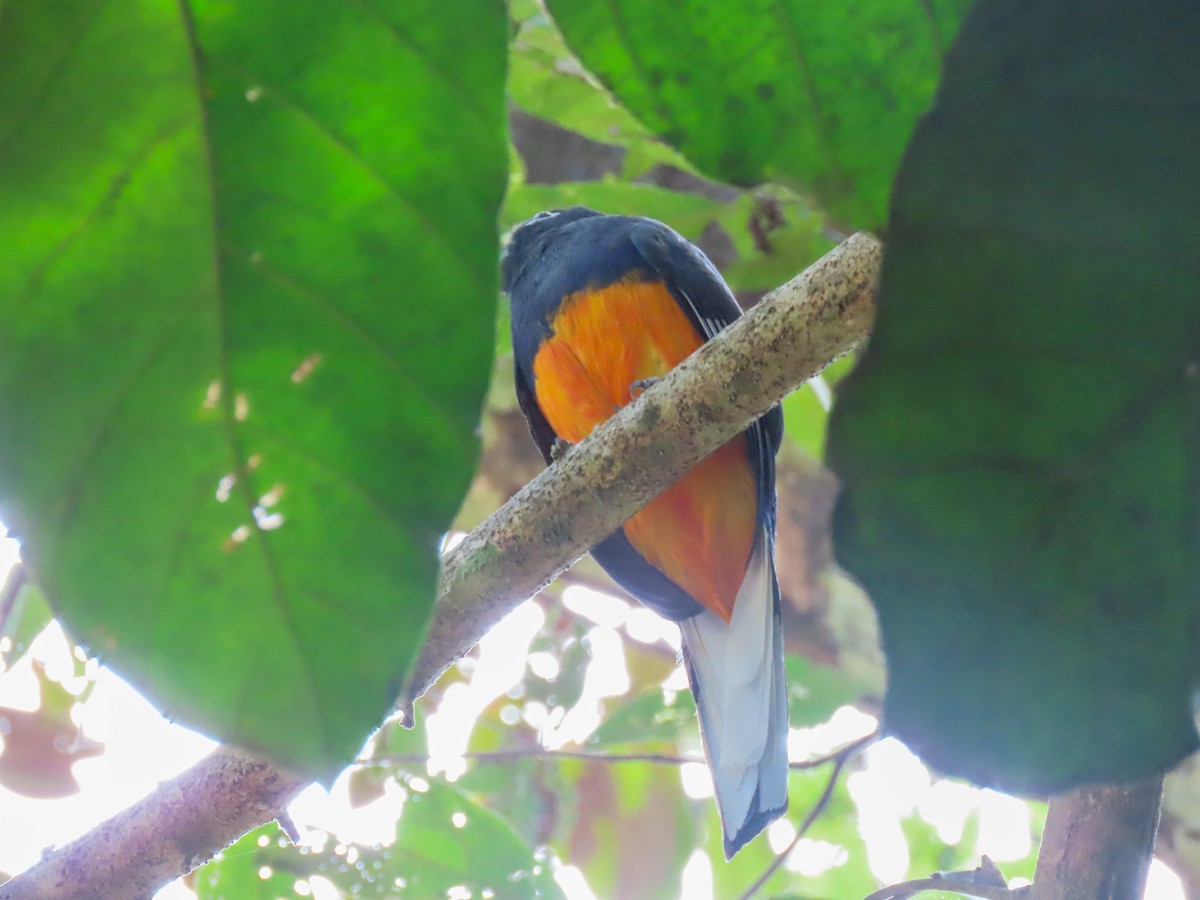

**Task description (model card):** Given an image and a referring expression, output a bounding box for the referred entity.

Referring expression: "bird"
[501,207,788,858]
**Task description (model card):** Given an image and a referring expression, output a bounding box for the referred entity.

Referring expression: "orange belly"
[531,278,756,622]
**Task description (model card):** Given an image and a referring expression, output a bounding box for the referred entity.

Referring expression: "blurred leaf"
[786,656,870,728]
[199,780,564,900]
[1005,801,1046,884]
[508,3,691,178]
[0,0,505,776]
[723,215,832,293]
[458,754,554,850]
[782,381,832,462]
[781,353,857,462]
[195,824,297,900]
[0,579,51,671]
[587,687,695,748]
[787,767,875,899]
[901,812,976,881]
[564,762,693,898]
[395,778,563,899]
[348,764,389,810]
[457,718,559,847]
[545,0,971,228]
[525,620,591,715]
[706,764,873,897]
[828,0,1200,792]
[503,181,726,236]
[709,827,778,899]
[368,707,431,763]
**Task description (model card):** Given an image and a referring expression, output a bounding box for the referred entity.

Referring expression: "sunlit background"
[0,529,1187,898]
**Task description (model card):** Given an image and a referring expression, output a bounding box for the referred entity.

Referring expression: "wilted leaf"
[0,662,102,799]
[564,762,692,898]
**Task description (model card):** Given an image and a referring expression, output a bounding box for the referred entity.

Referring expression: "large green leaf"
[0,0,505,775]
[507,0,689,179]
[544,0,971,228]
[827,0,1200,792]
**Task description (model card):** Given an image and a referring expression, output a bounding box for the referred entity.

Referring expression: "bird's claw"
[630,377,661,400]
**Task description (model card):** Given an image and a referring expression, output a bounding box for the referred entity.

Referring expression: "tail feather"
[680,525,789,859]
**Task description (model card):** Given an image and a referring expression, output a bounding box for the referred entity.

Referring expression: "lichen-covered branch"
[0,747,305,900]
[401,230,881,712]
[0,232,881,899]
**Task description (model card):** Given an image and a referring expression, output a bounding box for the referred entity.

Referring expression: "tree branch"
[0,746,306,900]
[401,230,881,714]
[0,232,881,899]
[1031,776,1164,900]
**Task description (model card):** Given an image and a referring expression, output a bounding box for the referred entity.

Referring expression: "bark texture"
[1032,777,1164,900]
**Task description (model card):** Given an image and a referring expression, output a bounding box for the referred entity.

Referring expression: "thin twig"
[0,562,27,642]
[737,730,877,900]
[864,855,1029,899]
[864,875,1030,900]
[367,731,881,772]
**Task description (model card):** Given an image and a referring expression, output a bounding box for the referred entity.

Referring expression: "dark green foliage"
[828,0,1200,792]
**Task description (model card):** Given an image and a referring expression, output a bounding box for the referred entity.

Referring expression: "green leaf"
[782,382,832,461]
[786,656,870,728]
[0,0,505,775]
[707,766,872,898]
[722,214,832,293]
[198,780,565,900]
[195,824,298,900]
[900,812,976,880]
[587,687,695,748]
[827,0,1200,792]
[507,4,689,177]
[456,754,550,849]
[0,579,52,671]
[544,0,971,228]
[395,778,564,899]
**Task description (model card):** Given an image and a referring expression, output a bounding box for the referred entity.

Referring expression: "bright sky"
[0,534,1187,899]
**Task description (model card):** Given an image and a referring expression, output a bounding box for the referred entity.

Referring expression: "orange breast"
[531,278,756,622]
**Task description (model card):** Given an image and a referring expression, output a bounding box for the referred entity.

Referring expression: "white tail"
[679,524,789,858]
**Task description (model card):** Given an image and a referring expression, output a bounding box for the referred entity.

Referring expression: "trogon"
[502,207,788,858]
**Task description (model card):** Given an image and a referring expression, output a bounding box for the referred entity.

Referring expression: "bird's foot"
[629,377,661,400]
